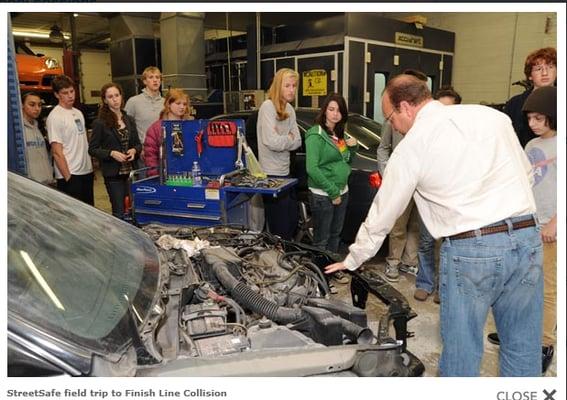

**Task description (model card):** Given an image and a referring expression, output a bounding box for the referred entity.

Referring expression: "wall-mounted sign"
[302,69,327,96]
[395,32,424,48]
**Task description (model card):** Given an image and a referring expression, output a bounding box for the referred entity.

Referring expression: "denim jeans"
[104,174,129,219]
[438,215,543,377]
[416,220,436,293]
[309,191,349,253]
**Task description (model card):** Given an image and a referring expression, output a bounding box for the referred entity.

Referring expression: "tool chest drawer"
[136,195,221,214]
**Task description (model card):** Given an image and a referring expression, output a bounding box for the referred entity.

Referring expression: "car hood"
[16,54,51,74]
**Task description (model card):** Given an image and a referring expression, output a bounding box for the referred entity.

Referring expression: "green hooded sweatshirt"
[305,124,357,200]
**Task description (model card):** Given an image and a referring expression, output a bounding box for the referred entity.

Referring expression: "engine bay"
[131,225,424,377]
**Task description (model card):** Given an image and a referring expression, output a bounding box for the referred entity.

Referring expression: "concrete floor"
[92,168,556,377]
[332,259,557,377]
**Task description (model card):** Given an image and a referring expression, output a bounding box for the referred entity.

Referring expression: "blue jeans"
[309,191,349,253]
[416,220,436,293]
[438,215,543,376]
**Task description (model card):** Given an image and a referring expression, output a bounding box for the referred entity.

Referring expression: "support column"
[159,12,207,100]
[246,13,261,90]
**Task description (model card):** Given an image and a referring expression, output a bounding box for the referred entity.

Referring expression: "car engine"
[129,224,423,377]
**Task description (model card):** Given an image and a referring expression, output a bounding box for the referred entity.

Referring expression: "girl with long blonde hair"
[256,68,302,239]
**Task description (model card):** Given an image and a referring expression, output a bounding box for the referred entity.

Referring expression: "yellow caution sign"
[302,70,327,96]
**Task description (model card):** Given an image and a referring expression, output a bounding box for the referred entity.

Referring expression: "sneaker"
[399,264,418,276]
[433,291,440,304]
[542,345,554,374]
[332,271,350,284]
[384,264,400,282]
[487,332,500,345]
[413,288,429,301]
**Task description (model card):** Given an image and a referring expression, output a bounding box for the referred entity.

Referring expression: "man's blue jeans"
[417,220,436,293]
[438,215,543,377]
[309,191,348,253]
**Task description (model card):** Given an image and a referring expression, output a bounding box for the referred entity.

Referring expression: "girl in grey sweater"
[256,68,302,239]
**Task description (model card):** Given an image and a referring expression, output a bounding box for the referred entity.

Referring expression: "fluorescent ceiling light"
[13,30,71,40]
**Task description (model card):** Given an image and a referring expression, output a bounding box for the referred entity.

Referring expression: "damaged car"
[8,172,423,377]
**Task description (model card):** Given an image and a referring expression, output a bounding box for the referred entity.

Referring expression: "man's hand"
[126,148,137,161]
[325,262,346,274]
[541,218,557,243]
[51,142,71,182]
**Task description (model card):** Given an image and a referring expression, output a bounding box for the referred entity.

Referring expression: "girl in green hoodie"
[306,93,358,254]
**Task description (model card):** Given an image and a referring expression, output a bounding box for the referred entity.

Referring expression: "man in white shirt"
[47,75,94,205]
[326,74,542,377]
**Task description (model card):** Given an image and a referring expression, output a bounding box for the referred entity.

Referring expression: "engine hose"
[300,268,330,297]
[211,261,305,324]
[341,319,374,345]
[301,260,331,295]
[222,297,245,324]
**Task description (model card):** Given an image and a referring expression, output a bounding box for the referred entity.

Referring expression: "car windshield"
[8,173,161,355]
[296,110,381,157]
[345,115,382,156]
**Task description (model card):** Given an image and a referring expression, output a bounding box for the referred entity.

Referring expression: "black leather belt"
[449,219,536,240]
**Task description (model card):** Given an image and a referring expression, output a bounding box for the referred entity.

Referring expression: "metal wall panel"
[347,40,365,114]
[346,13,455,53]
[110,39,134,78]
[365,44,442,119]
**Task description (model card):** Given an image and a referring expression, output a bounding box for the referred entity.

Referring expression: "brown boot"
[413,288,429,302]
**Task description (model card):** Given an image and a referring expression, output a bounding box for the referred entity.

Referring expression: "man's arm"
[124,97,135,118]
[258,104,299,152]
[330,149,420,272]
[51,142,71,181]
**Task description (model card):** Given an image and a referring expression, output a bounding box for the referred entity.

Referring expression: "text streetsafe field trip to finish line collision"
[6,389,229,398]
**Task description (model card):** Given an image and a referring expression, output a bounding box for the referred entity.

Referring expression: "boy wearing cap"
[524,86,556,373]
[487,85,557,373]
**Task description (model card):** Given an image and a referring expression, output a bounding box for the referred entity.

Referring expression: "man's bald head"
[385,74,432,111]
[381,74,433,134]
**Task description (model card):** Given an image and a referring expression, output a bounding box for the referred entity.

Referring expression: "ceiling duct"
[109,15,156,41]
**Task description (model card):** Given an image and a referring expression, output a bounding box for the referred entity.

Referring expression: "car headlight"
[44,58,60,69]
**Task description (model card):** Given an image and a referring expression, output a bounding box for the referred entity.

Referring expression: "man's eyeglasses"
[532,64,556,74]
[384,109,395,124]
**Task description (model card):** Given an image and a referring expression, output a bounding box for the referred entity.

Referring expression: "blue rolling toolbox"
[130,119,296,227]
